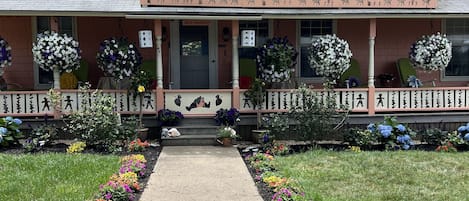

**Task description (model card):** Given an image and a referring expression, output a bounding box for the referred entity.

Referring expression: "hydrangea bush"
[0,36,12,75]
[309,34,352,88]
[256,37,298,83]
[457,123,469,143]
[409,32,452,71]
[366,116,415,150]
[32,31,81,73]
[0,116,23,147]
[96,37,142,80]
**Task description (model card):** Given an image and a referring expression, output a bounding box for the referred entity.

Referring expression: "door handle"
[211,60,216,63]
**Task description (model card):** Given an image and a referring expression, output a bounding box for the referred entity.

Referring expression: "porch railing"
[1,87,469,118]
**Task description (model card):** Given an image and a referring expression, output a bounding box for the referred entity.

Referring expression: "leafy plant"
[23,122,57,152]
[289,85,349,141]
[157,109,184,126]
[64,84,133,152]
[421,128,448,145]
[217,127,238,139]
[344,128,377,148]
[66,141,86,154]
[262,113,289,139]
[127,138,149,152]
[0,116,23,147]
[214,108,240,126]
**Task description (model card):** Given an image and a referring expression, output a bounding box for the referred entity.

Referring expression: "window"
[444,19,469,80]
[238,20,269,59]
[299,20,333,78]
[34,17,76,89]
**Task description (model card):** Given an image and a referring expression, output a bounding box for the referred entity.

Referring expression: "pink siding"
[338,19,465,87]
[77,17,156,88]
[218,20,233,89]
[274,20,297,44]
[0,17,34,90]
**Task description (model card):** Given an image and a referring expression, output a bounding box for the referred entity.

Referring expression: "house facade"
[0,0,469,122]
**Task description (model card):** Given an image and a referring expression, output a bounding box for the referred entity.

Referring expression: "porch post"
[49,17,62,119]
[368,18,376,115]
[232,20,240,109]
[154,20,165,112]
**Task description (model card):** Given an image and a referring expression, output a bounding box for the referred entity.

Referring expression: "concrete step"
[162,126,220,136]
[162,134,218,146]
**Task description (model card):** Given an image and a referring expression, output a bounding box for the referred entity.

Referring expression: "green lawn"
[273,150,469,201]
[0,153,121,201]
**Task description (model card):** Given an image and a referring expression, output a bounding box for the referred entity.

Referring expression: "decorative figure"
[215,95,222,106]
[186,96,210,111]
[161,128,169,138]
[144,93,154,110]
[64,95,73,110]
[356,94,364,108]
[41,97,50,111]
[168,128,181,137]
[174,95,182,107]
[377,94,384,107]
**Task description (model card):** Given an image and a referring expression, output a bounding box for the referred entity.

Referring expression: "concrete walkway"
[139,146,263,201]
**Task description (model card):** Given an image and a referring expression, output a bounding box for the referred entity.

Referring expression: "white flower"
[409,33,452,72]
[309,34,352,88]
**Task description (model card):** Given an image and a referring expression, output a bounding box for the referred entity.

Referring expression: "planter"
[252,129,269,144]
[137,127,149,141]
[221,137,232,147]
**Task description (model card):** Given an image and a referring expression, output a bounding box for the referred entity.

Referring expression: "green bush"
[289,85,349,141]
[64,85,134,152]
[0,117,23,147]
[420,128,448,145]
[344,127,377,148]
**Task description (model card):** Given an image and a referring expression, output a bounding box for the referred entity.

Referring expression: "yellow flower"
[137,85,145,93]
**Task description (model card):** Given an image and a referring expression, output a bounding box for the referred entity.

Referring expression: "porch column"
[368,18,376,115]
[49,17,61,119]
[154,20,165,112]
[232,20,240,109]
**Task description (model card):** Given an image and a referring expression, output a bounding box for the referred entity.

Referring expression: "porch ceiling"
[1,0,469,18]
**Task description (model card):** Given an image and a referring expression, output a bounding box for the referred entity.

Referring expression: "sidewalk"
[139,146,263,201]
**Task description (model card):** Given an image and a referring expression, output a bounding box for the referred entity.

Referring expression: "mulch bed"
[0,142,161,201]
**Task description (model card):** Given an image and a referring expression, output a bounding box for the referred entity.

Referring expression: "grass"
[273,150,469,201]
[0,153,121,201]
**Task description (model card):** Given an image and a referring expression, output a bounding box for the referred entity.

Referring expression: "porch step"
[161,124,221,146]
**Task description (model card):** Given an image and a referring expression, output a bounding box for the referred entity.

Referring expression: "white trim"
[441,18,469,82]
[296,19,336,83]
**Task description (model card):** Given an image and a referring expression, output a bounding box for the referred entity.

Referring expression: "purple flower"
[105,192,112,200]
[123,184,132,193]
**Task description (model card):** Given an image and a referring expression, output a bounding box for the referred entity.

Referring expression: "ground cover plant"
[0,153,121,201]
[272,150,469,201]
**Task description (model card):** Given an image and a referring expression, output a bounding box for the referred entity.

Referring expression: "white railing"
[239,88,369,113]
[374,87,469,112]
[2,87,469,118]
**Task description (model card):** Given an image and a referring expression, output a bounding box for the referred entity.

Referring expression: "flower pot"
[252,129,269,144]
[136,127,149,141]
[221,137,232,147]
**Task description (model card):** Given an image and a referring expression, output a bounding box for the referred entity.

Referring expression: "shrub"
[64,84,133,152]
[0,116,23,147]
[367,116,416,150]
[262,113,289,140]
[344,128,377,148]
[23,123,57,152]
[421,128,448,145]
[289,85,349,141]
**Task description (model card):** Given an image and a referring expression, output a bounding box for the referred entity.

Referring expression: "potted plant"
[214,108,240,127]
[256,37,298,86]
[32,31,81,89]
[157,109,184,126]
[217,127,238,147]
[409,32,452,72]
[309,34,352,89]
[96,37,142,89]
[0,36,11,90]
[130,70,152,140]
